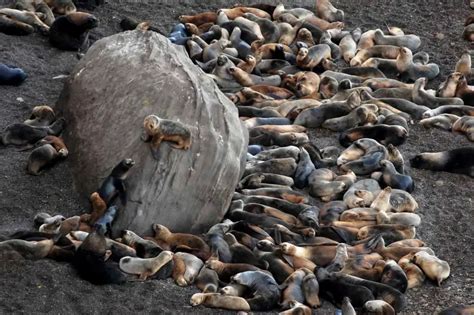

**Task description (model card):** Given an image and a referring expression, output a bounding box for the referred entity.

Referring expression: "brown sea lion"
[24,105,55,127]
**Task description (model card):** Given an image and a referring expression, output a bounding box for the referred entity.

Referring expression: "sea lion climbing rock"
[58,31,248,236]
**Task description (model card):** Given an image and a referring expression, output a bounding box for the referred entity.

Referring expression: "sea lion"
[340,124,408,147]
[455,52,472,78]
[363,300,396,315]
[179,12,217,25]
[119,250,173,280]
[244,158,297,178]
[0,239,54,260]
[279,301,312,315]
[294,147,316,189]
[97,158,135,206]
[0,64,27,85]
[238,172,294,189]
[452,116,474,141]
[464,23,474,42]
[242,13,279,44]
[231,270,280,311]
[398,256,425,289]
[34,212,65,227]
[12,0,55,26]
[339,138,389,175]
[153,224,210,261]
[173,252,204,286]
[380,260,408,293]
[195,267,220,293]
[205,259,261,283]
[142,114,192,158]
[410,147,474,177]
[93,205,117,236]
[236,55,256,73]
[121,230,161,258]
[190,293,251,311]
[0,118,65,147]
[0,8,49,34]
[358,224,416,244]
[455,75,474,105]
[44,0,76,15]
[422,105,474,118]
[412,251,450,286]
[49,12,98,51]
[308,168,353,201]
[350,45,401,67]
[228,66,282,87]
[439,306,474,315]
[220,7,271,20]
[294,71,321,98]
[378,160,414,192]
[241,188,308,204]
[373,29,421,50]
[341,297,357,315]
[343,179,381,208]
[412,78,464,108]
[294,100,353,128]
[322,105,378,132]
[26,142,67,175]
[279,269,306,310]
[340,32,357,63]
[24,106,55,127]
[315,0,344,22]
[120,16,162,34]
[396,47,440,82]
[248,146,300,161]
[296,44,332,70]
[72,230,126,284]
[301,271,321,308]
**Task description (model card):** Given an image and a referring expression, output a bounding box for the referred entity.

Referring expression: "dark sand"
[0,0,473,314]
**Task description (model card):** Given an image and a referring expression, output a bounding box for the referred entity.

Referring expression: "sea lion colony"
[0,1,473,314]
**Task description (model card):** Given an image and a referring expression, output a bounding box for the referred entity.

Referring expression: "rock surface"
[57,30,248,236]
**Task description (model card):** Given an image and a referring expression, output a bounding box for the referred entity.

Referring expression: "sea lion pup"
[0,64,27,85]
[350,45,401,67]
[0,8,49,34]
[378,160,414,193]
[322,105,378,132]
[380,260,408,293]
[455,75,474,105]
[179,11,217,25]
[242,188,308,204]
[49,12,98,51]
[0,239,54,260]
[228,67,282,87]
[231,270,280,311]
[294,71,321,98]
[205,259,261,283]
[190,293,251,311]
[121,230,161,258]
[24,105,55,127]
[410,147,474,177]
[43,0,76,15]
[119,250,173,280]
[363,300,396,315]
[315,0,344,22]
[0,118,65,147]
[373,29,421,51]
[238,172,294,189]
[419,114,461,131]
[439,306,474,315]
[97,158,135,206]
[293,96,356,128]
[422,105,474,118]
[244,158,297,178]
[455,52,472,78]
[339,31,357,63]
[340,124,408,147]
[412,78,464,108]
[396,47,440,82]
[358,224,416,244]
[296,44,332,70]
[398,255,425,289]
[152,224,211,261]
[452,116,474,141]
[236,55,256,73]
[195,267,220,293]
[120,16,163,34]
[73,230,127,284]
[26,142,67,175]
[308,168,354,201]
[343,179,381,208]
[412,251,450,286]
[142,114,192,157]
[279,269,306,310]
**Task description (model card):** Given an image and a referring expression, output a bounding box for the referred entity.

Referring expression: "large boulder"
[57,30,248,236]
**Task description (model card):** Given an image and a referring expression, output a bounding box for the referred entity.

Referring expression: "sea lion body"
[49,12,98,51]
[410,147,474,177]
[97,158,135,206]
[231,270,280,311]
[0,239,53,260]
[119,251,173,280]
[27,143,65,175]
[452,116,474,141]
[1,118,65,147]
[24,105,55,127]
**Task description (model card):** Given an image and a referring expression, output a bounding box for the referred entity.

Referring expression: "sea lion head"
[280,242,296,255]
[190,293,205,306]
